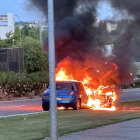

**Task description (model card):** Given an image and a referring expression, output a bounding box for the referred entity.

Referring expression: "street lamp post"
[48,0,58,140]
[15,15,21,46]
[40,15,45,43]
[40,26,42,43]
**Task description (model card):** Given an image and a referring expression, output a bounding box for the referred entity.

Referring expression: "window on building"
[5,18,8,20]
[0,18,3,20]
[0,15,7,17]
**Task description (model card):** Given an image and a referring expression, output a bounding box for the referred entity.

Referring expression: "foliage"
[0,24,48,48]
[0,71,49,97]
[21,24,31,37]
[28,27,40,40]
[0,31,14,48]
[42,30,48,42]
[17,37,49,73]
[0,27,21,48]
[13,26,20,44]
[0,39,7,48]
[0,24,49,73]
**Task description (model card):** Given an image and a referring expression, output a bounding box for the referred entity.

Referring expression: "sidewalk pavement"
[44,118,140,140]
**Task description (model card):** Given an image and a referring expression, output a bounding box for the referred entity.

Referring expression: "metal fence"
[0,47,24,72]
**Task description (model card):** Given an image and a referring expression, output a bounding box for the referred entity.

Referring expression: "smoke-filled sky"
[0,0,43,22]
[26,0,140,86]
[0,0,132,22]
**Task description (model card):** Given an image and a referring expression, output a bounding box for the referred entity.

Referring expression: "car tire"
[42,103,49,111]
[73,99,81,110]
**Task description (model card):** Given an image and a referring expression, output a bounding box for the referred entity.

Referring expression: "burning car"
[42,81,88,111]
[88,85,117,109]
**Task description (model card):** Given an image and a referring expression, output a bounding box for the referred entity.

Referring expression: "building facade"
[104,44,114,57]
[0,13,15,39]
[106,21,118,33]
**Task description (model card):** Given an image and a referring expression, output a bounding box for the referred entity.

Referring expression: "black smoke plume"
[26,0,140,85]
[108,0,140,83]
[27,0,105,62]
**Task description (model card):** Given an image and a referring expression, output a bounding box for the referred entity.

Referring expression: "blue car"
[42,81,88,111]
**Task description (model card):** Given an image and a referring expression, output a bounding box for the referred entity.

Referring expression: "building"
[93,17,100,27]
[0,13,15,39]
[104,44,114,57]
[106,21,118,33]
[28,23,39,28]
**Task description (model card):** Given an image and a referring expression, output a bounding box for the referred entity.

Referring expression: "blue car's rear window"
[56,83,74,90]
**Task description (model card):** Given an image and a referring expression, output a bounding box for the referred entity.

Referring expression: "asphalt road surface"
[0,89,140,117]
[0,98,43,117]
[117,88,140,103]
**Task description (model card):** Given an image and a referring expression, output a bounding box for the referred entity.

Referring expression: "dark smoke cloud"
[26,0,77,23]
[27,0,102,62]
[109,0,140,20]
[34,0,103,63]
[26,0,140,85]
[107,0,140,83]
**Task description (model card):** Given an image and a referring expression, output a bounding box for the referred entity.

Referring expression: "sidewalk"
[44,118,140,140]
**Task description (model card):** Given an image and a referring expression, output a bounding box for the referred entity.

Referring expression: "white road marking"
[0,111,47,118]
[8,105,26,108]
[0,98,42,103]
[123,89,140,92]
[118,99,140,103]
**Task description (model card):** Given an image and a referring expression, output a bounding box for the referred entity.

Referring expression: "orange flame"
[55,58,119,111]
[56,68,74,81]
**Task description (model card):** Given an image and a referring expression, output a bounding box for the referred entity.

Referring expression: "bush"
[0,71,49,98]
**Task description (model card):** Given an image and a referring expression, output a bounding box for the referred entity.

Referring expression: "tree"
[42,30,48,42]
[19,37,49,73]
[28,27,40,40]
[21,24,31,37]
[0,31,14,48]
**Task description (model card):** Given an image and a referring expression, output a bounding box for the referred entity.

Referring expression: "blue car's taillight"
[68,91,76,95]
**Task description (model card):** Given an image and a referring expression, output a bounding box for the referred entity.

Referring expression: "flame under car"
[42,81,88,111]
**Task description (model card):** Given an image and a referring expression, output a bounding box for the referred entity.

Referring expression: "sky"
[0,0,128,22]
[0,0,44,22]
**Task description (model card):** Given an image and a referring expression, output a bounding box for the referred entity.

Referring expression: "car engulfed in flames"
[87,85,117,110]
[56,67,119,111]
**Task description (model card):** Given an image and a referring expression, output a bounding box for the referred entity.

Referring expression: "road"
[117,88,140,102]
[0,89,140,117]
[0,98,43,117]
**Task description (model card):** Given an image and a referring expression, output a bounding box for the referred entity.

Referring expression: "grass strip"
[0,109,140,140]
[116,100,140,109]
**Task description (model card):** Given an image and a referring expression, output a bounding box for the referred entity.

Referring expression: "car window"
[56,82,74,90]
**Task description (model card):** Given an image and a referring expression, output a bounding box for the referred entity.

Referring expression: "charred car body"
[90,85,117,108]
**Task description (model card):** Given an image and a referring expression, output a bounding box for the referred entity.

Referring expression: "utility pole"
[40,15,45,43]
[40,26,42,43]
[15,15,21,46]
[48,0,58,140]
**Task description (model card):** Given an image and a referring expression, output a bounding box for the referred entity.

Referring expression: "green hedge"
[0,71,49,97]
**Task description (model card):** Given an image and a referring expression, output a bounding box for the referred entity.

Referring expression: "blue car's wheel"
[73,99,81,110]
[42,103,49,111]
